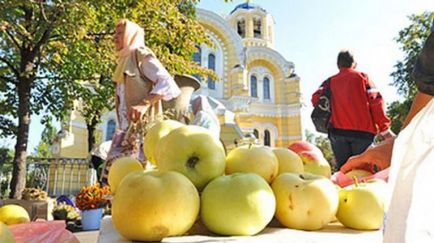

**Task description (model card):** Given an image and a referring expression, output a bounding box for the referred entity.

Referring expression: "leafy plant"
[52,202,80,221]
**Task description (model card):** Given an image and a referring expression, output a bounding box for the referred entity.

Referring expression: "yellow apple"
[0,205,30,225]
[108,156,143,193]
[0,222,14,243]
[298,151,331,178]
[336,179,386,230]
[225,145,279,183]
[112,170,199,241]
[272,147,304,175]
[144,120,184,165]
[271,172,339,230]
[345,169,373,179]
[200,173,276,236]
[156,125,226,190]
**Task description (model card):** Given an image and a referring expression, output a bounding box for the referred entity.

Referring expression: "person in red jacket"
[311,50,394,171]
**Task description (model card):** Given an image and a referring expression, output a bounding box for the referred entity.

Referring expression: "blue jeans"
[329,133,373,172]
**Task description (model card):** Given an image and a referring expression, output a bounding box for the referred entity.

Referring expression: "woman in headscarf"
[100,19,181,184]
[190,95,221,140]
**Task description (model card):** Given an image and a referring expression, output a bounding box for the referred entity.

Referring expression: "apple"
[112,170,200,241]
[0,222,14,243]
[144,120,184,165]
[336,179,387,230]
[225,145,279,183]
[299,151,331,178]
[345,169,373,179]
[156,125,226,190]
[272,147,304,175]
[0,204,30,225]
[108,156,143,193]
[200,173,276,236]
[288,141,323,156]
[271,172,339,230]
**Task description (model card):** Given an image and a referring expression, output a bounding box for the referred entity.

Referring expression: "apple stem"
[249,143,252,149]
[353,176,359,187]
[186,156,199,169]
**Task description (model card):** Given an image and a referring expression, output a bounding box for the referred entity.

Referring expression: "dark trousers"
[329,132,374,172]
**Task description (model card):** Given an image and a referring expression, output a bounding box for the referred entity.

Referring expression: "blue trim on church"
[230,2,266,14]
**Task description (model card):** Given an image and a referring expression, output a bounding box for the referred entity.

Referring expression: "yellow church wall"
[235,114,302,148]
[246,59,286,104]
[199,23,240,98]
[59,126,103,159]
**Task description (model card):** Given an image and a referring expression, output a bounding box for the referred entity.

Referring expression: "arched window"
[253,18,262,38]
[106,119,116,141]
[193,45,201,64]
[264,129,270,146]
[253,129,259,140]
[250,75,257,97]
[263,77,270,100]
[208,53,216,90]
[237,19,246,38]
[192,46,201,80]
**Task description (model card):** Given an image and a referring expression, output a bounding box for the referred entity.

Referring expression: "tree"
[388,12,434,132]
[0,0,215,198]
[0,0,97,198]
[32,116,57,158]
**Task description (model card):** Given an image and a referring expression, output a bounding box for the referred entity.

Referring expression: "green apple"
[112,170,199,241]
[226,145,279,183]
[108,156,143,194]
[144,119,184,165]
[298,151,331,178]
[200,173,276,236]
[156,125,226,190]
[0,222,14,243]
[271,172,339,230]
[336,179,386,230]
[272,147,304,175]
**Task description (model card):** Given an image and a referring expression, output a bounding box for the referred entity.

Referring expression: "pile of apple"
[107,120,388,241]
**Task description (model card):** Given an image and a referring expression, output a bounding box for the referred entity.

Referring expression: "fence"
[26,158,95,197]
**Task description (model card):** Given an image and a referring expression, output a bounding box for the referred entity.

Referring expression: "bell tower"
[227,0,275,48]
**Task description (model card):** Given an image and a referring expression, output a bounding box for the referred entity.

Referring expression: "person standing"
[311,50,394,171]
[100,19,181,185]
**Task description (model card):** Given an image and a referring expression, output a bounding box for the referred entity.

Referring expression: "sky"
[2,0,432,153]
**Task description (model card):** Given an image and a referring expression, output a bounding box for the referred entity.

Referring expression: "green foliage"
[388,12,434,132]
[33,116,58,158]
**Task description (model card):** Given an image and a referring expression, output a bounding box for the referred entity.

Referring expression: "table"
[98,216,382,243]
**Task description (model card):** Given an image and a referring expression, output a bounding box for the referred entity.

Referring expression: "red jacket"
[311,68,391,135]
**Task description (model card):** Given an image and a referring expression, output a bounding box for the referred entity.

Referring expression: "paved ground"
[74,230,99,243]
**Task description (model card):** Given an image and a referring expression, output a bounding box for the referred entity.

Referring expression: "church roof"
[230,2,266,14]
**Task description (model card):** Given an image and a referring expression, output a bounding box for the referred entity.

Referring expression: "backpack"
[311,78,332,134]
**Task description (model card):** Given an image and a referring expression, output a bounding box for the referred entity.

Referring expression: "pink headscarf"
[113,19,145,83]
[116,19,145,57]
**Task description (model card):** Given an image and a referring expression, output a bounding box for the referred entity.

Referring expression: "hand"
[128,104,149,123]
[340,138,395,174]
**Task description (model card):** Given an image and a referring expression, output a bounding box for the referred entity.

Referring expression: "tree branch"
[0,57,20,78]
[0,75,16,84]
[4,28,21,50]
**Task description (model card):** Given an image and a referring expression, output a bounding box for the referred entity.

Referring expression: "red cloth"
[9,220,79,243]
[312,68,391,135]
